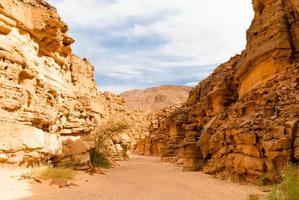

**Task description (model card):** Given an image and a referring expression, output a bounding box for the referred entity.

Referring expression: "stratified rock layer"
[0,0,146,167]
[136,0,299,183]
[135,106,181,158]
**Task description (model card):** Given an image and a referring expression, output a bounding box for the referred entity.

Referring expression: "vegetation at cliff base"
[94,120,129,152]
[29,165,76,180]
[265,164,299,200]
[90,150,111,169]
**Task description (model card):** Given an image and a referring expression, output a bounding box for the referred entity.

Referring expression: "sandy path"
[9,155,262,200]
[0,166,32,200]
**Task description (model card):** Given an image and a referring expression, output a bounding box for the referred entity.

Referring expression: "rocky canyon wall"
[0,0,147,167]
[136,0,299,183]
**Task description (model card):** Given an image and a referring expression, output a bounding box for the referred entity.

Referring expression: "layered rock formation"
[135,106,180,158]
[136,0,299,183]
[0,0,146,167]
[120,85,191,112]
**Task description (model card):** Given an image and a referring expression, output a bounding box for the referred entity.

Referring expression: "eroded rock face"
[0,0,146,167]
[136,0,299,183]
[135,106,181,158]
[236,0,299,96]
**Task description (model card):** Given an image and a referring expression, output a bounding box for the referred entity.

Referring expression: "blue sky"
[48,0,254,94]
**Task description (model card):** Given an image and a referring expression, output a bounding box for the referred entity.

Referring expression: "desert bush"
[90,150,111,169]
[122,145,129,159]
[257,171,281,186]
[105,121,129,133]
[265,164,299,200]
[29,165,76,180]
[94,120,129,152]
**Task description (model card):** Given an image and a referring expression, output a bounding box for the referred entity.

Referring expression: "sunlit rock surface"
[136,0,299,183]
[0,0,147,167]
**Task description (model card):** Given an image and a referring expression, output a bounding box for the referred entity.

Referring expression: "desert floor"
[1,155,264,200]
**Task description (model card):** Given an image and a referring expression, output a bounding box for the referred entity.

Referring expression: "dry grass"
[29,165,76,180]
[265,164,299,200]
[247,194,260,200]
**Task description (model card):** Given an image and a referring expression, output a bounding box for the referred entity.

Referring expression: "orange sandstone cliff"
[0,0,147,167]
[136,0,299,183]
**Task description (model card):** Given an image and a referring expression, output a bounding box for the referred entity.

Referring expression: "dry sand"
[0,166,32,200]
[1,155,264,200]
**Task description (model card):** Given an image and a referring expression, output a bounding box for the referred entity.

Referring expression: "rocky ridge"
[120,85,191,112]
[136,0,299,183]
[0,0,147,167]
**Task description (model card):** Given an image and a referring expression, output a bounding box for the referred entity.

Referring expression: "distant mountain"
[120,85,192,112]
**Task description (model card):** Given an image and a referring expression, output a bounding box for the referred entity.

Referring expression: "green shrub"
[90,150,111,169]
[122,149,129,159]
[29,165,76,180]
[94,120,129,152]
[266,164,299,200]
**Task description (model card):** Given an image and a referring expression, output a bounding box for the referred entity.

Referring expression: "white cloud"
[48,0,254,93]
[185,82,198,87]
[98,84,141,94]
